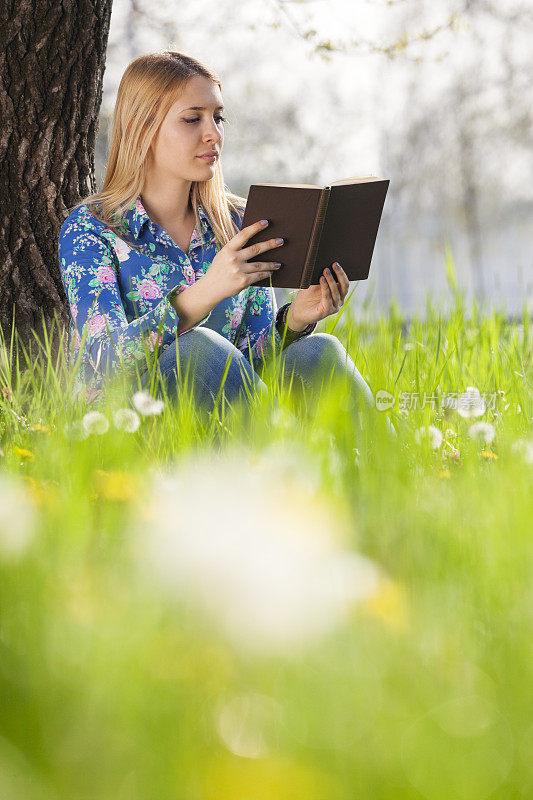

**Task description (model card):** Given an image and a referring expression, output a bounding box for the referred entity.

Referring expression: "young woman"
[58,50,393,432]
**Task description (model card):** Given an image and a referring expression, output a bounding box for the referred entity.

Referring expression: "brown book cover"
[240,176,390,289]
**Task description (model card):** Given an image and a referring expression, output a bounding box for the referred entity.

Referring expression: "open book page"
[254,176,383,188]
[329,176,383,185]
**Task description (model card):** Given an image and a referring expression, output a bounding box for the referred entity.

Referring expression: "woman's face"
[147,74,225,183]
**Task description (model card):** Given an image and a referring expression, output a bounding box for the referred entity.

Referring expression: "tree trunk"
[0,0,113,373]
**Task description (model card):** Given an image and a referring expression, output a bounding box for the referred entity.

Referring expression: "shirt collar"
[124,196,216,248]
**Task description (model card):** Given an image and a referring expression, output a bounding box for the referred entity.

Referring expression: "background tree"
[0,0,113,368]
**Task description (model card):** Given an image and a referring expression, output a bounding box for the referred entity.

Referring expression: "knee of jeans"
[178,326,227,349]
[304,332,347,365]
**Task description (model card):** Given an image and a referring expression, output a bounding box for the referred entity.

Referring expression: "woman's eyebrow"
[180,105,225,111]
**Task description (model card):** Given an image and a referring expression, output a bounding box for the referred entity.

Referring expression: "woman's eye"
[183,116,226,124]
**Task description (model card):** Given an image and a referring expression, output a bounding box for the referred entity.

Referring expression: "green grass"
[0,266,531,799]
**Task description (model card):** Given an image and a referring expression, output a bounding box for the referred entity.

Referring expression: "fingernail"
[273,262,282,267]
[325,268,330,275]
[260,219,268,226]
[275,238,284,244]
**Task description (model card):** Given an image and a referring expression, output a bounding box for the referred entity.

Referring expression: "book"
[240,176,390,290]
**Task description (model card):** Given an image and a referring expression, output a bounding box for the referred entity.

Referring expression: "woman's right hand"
[207,219,284,301]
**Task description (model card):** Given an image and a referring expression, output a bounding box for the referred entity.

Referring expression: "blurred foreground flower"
[132,390,164,416]
[82,411,109,435]
[456,386,486,418]
[468,421,496,444]
[30,422,50,434]
[415,425,443,449]
[215,692,283,758]
[135,445,381,656]
[13,447,34,461]
[93,469,139,502]
[25,476,60,509]
[63,420,89,440]
[362,577,408,630]
[512,437,533,464]
[0,472,36,560]
[113,408,141,432]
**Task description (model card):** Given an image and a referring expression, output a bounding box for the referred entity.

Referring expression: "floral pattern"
[58,195,301,407]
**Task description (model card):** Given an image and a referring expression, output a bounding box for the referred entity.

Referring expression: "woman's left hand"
[287,262,349,330]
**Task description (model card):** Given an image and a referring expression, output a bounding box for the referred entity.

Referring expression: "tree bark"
[0,0,113,371]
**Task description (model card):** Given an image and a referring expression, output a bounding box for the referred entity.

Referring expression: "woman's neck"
[140,179,194,229]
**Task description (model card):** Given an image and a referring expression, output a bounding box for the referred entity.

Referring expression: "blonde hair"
[68,50,245,251]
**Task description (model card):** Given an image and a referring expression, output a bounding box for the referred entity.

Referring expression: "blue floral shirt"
[58,196,316,407]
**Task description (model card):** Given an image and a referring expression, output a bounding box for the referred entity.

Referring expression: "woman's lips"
[197,154,217,162]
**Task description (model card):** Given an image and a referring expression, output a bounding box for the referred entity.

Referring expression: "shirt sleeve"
[58,222,204,381]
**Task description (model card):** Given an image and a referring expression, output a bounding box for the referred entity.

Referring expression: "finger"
[320,275,336,310]
[233,218,272,247]
[240,236,285,262]
[331,262,349,297]
[242,261,282,275]
[322,267,342,307]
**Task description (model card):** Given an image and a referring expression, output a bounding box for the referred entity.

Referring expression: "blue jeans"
[136,327,396,436]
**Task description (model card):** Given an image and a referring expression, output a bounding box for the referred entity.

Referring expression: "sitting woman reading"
[58,49,395,437]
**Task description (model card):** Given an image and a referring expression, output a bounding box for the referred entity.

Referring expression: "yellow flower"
[93,469,138,502]
[30,423,50,434]
[13,447,34,461]
[363,577,408,631]
[480,450,498,460]
[438,469,451,478]
[25,476,59,508]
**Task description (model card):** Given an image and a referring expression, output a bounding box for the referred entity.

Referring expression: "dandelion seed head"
[82,411,109,435]
[456,386,486,418]
[215,692,283,758]
[63,420,89,440]
[512,437,533,464]
[415,425,443,449]
[132,390,165,416]
[113,408,141,432]
[0,473,36,560]
[468,421,496,444]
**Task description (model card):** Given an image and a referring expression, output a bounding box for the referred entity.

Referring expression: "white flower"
[456,386,486,418]
[63,420,88,440]
[82,411,109,435]
[468,421,496,444]
[269,406,295,430]
[135,446,381,656]
[445,428,457,438]
[0,473,36,560]
[511,437,533,464]
[132,390,165,416]
[215,692,283,758]
[414,425,443,449]
[113,408,140,432]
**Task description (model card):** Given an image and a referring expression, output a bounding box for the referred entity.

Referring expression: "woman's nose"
[204,124,222,142]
